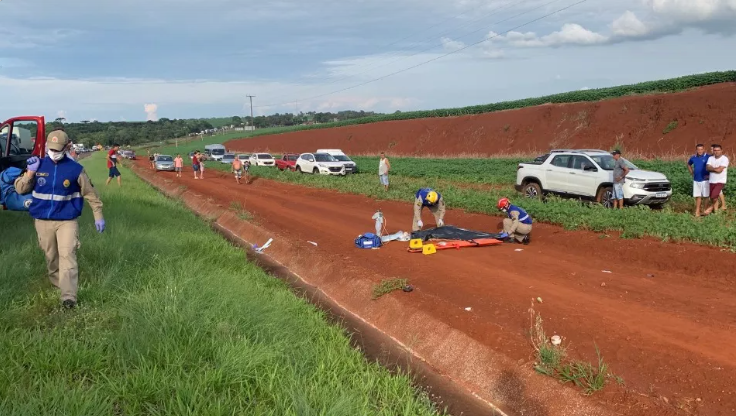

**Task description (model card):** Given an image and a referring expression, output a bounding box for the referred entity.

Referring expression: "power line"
[256,0,587,110]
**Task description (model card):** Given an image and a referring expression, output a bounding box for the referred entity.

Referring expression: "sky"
[1,0,735,122]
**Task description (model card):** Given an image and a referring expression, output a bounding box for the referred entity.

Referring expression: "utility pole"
[246,95,255,128]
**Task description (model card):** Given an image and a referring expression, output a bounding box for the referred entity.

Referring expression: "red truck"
[275,153,299,171]
[1,116,46,210]
[1,115,46,174]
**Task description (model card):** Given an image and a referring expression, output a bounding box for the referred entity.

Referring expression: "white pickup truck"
[515,149,672,208]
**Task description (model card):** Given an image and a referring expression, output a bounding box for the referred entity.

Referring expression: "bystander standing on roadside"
[199,153,206,179]
[174,154,184,178]
[710,144,727,210]
[105,143,122,187]
[687,144,710,216]
[148,150,155,169]
[704,144,729,215]
[379,152,391,191]
[192,150,201,179]
[611,150,629,209]
[232,154,243,184]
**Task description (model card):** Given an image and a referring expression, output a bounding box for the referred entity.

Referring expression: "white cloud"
[492,24,609,48]
[440,37,465,51]
[144,103,158,121]
[611,11,651,37]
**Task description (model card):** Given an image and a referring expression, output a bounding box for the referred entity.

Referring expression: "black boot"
[522,234,531,245]
[62,299,76,309]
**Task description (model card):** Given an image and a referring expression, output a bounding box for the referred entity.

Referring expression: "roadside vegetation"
[0,154,443,416]
[529,302,619,395]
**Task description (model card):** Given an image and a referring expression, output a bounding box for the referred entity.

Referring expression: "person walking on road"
[704,144,729,215]
[497,197,532,245]
[688,144,710,216]
[379,152,391,191]
[105,143,121,187]
[413,188,446,231]
[612,150,629,209]
[148,150,155,169]
[14,130,105,309]
[192,151,201,179]
[232,155,244,184]
[174,154,184,178]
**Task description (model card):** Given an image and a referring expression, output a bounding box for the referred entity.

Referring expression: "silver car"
[155,155,175,171]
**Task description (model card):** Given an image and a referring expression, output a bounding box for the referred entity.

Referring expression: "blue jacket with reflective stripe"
[29,156,84,221]
[415,188,442,206]
[507,204,532,225]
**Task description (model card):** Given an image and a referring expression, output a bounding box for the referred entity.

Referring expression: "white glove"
[437,219,444,227]
[417,220,423,228]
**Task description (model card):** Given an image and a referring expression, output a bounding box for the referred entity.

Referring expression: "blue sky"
[1,0,735,122]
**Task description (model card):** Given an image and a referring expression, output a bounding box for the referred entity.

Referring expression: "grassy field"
[0,154,443,416]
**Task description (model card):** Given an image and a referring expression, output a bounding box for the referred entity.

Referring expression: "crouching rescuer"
[413,188,446,231]
[497,197,532,244]
[14,130,105,309]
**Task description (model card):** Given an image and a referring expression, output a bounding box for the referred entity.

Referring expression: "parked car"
[249,153,276,167]
[295,152,346,176]
[204,144,226,161]
[120,150,136,160]
[154,155,176,172]
[515,149,672,208]
[316,149,357,173]
[236,154,250,164]
[221,153,236,164]
[275,153,299,171]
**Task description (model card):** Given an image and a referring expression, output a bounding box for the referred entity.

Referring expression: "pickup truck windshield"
[315,154,336,162]
[589,155,638,170]
[211,149,225,155]
[285,155,298,161]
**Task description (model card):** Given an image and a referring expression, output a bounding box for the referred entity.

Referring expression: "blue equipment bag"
[355,233,382,249]
[0,167,33,211]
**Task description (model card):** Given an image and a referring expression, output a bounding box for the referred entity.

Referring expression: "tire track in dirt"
[142,161,736,415]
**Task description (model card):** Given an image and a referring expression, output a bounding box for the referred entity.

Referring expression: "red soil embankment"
[227,83,736,157]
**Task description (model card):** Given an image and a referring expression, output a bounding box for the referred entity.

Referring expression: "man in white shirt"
[704,144,728,215]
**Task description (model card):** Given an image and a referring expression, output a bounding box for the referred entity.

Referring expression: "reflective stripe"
[33,191,82,201]
[518,214,529,222]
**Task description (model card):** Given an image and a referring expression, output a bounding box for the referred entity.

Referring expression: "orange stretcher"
[407,238,503,253]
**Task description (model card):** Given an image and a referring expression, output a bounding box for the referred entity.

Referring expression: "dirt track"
[227,83,736,157]
[139,161,736,415]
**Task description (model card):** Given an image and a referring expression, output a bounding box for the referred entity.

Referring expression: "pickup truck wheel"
[522,183,543,200]
[596,186,614,208]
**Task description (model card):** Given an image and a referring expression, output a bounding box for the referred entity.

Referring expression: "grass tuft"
[663,120,679,134]
[372,278,409,300]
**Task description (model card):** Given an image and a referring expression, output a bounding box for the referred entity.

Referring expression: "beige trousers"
[34,219,80,302]
[503,218,532,242]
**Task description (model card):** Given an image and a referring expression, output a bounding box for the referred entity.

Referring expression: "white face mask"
[47,149,65,162]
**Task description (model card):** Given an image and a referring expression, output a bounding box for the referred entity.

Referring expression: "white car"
[249,153,275,167]
[295,152,346,176]
[515,149,672,208]
[316,148,358,174]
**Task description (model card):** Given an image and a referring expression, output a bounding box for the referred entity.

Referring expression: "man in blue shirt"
[413,188,446,231]
[497,197,532,244]
[14,130,106,309]
[688,143,710,217]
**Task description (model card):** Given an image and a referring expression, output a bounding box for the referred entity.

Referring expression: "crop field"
[143,134,736,249]
[0,154,442,416]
